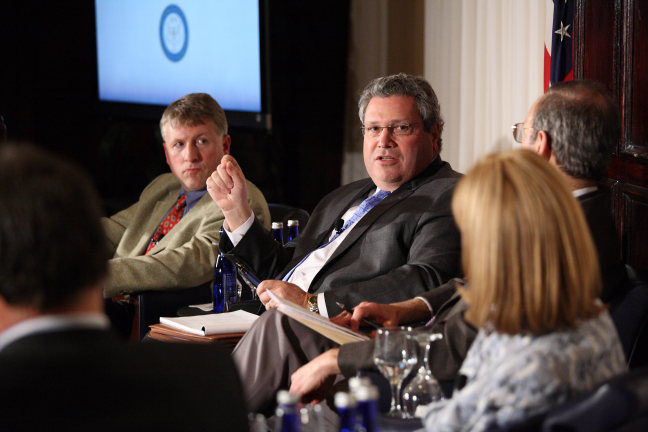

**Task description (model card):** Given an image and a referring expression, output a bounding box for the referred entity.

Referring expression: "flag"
[544,0,574,91]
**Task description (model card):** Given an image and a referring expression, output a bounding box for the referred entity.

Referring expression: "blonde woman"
[421,149,626,431]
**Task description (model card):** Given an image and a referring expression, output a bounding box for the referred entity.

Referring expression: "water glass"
[402,330,444,416]
[373,326,417,418]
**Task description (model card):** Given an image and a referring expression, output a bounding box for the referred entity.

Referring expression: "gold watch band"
[307,294,319,314]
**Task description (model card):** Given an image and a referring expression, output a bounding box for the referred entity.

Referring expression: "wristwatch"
[307,294,320,314]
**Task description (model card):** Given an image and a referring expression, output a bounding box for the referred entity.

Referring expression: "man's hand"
[290,348,340,403]
[206,155,252,231]
[257,280,309,310]
[347,302,402,331]
[333,297,433,332]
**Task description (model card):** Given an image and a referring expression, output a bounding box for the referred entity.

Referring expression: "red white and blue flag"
[544,0,574,91]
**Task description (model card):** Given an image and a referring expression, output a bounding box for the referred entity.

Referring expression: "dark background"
[0,1,351,215]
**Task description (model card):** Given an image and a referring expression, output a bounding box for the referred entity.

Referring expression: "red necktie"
[146,193,187,254]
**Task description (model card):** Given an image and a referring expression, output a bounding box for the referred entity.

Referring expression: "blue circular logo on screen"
[160,5,189,62]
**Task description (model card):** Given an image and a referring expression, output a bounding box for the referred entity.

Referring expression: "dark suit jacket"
[0,328,249,432]
[221,157,462,315]
[579,189,627,305]
[338,189,627,382]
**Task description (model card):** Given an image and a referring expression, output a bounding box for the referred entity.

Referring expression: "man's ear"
[535,130,552,160]
[428,124,441,156]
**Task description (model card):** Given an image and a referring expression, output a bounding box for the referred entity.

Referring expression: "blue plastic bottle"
[355,384,380,432]
[287,219,299,243]
[335,392,357,432]
[212,251,237,313]
[272,221,285,245]
[275,390,301,432]
[212,253,225,313]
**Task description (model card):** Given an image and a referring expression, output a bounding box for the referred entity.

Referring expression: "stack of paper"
[269,291,370,345]
[159,310,259,336]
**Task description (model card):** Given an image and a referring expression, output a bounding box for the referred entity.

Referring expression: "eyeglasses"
[361,123,418,137]
[511,123,535,144]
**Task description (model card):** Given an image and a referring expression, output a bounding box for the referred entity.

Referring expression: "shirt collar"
[180,188,208,212]
[572,186,598,198]
[0,313,110,352]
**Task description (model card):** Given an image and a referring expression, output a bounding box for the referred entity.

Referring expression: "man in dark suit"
[517,79,627,305]
[207,73,462,413]
[0,145,249,432]
[290,79,628,404]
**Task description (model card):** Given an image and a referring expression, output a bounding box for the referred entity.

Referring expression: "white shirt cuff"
[317,293,329,317]
[415,296,434,315]
[223,213,256,247]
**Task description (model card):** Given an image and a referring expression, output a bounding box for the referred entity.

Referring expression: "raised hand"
[206,155,252,231]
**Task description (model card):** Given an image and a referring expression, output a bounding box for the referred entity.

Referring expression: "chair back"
[541,367,648,432]
[135,283,212,340]
[610,268,648,369]
[0,115,7,143]
[492,368,648,432]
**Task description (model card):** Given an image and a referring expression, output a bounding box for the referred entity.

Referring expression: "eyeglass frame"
[361,122,420,137]
[511,122,536,144]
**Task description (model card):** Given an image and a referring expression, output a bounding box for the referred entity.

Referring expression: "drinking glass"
[402,330,444,416]
[373,326,417,418]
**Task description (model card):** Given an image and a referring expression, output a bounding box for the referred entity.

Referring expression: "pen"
[234,261,260,291]
[335,302,382,329]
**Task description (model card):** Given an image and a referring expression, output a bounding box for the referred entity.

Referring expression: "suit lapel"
[325,186,415,263]
[312,183,376,249]
[306,158,446,292]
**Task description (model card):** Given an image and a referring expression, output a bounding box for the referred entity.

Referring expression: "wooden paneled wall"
[575,0,648,274]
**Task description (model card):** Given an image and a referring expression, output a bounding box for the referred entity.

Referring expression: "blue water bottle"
[275,390,301,432]
[212,251,238,313]
[287,219,300,243]
[335,392,357,432]
[355,384,380,432]
[212,252,225,313]
[272,221,285,245]
[222,254,238,311]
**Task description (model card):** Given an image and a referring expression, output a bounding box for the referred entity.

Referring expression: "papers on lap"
[268,291,370,345]
[148,324,243,347]
[159,310,259,336]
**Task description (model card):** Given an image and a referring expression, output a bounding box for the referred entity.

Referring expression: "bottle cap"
[272,222,284,229]
[276,390,299,405]
[355,384,379,402]
[348,376,372,393]
[287,219,299,226]
[334,392,357,408]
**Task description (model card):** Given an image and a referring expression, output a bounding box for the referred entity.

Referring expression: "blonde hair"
[160,93,228,139]
[452,149,603,335]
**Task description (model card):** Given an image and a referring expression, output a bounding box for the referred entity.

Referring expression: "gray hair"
[532,80,620,180]
[358,73,444,136]
[160,93,228,140]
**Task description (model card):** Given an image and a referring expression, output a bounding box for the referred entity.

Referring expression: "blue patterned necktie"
[283,189,390,281]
